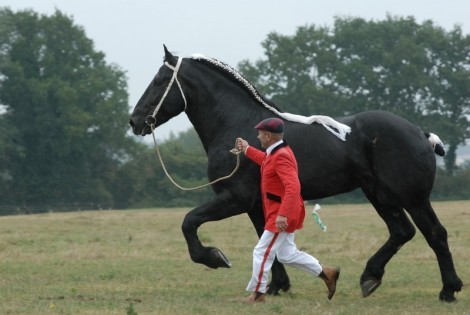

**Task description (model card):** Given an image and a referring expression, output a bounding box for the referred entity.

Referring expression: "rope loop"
[150,124,241,191]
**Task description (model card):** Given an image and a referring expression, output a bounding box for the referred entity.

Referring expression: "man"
[237,117,340,303]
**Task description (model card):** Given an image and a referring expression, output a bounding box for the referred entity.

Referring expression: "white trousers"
[246,230,323,293]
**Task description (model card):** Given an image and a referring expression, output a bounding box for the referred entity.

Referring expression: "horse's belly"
[300,170,358,200]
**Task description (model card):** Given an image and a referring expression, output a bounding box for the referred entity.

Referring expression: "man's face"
[257,130,272,149]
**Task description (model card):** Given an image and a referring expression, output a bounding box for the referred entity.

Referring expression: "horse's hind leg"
[361,194,416,297]
[246,201,291,295]
[405,200,463,302]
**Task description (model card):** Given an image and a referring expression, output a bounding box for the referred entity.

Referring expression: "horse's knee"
[181,212,200,235]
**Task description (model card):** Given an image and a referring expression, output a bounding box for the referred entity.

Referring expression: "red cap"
[255,118,284,133]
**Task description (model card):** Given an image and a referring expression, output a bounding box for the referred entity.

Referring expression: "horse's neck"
[183,67,265,147]
[187,96,262,148]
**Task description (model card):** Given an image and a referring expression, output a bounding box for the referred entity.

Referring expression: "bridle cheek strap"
[146,57,187,126]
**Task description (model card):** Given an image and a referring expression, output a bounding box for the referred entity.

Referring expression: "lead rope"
[150,124,242,191]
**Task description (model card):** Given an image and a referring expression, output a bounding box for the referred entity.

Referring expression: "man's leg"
[246,231,288,300]
[276,233,322,275]
[277,233,340,300]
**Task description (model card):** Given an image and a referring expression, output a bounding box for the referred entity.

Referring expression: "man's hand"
[236,138,249,153]
[275,215,288,232]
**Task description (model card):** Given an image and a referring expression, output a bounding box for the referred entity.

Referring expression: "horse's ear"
[163,44,177,65]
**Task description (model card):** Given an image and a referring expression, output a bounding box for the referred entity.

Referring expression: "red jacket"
[246,143,305,233]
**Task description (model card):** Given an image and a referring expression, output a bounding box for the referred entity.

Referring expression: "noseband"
[145,57,188,126]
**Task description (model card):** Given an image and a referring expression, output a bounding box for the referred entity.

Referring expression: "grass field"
[0,201,468,314]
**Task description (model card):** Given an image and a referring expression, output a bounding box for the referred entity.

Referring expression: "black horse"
[129,46,462,302]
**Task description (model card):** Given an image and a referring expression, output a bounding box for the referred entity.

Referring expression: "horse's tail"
[425,132,446,156]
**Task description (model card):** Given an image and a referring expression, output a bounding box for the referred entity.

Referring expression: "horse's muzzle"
[129,118,144,135]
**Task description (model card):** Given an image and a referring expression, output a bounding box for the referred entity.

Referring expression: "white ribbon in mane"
[275,112,351,141]
[191,53,351,141]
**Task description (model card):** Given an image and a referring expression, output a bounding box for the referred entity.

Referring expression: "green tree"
[239,16,470,174]
[238,25,349,117]
[0,9,134,210]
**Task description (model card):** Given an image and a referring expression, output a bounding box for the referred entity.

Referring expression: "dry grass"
[0,201,468,314]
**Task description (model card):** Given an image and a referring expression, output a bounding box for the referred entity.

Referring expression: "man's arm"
[236,137,265,166]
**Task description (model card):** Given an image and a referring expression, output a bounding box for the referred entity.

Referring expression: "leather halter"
[145,57,187,126]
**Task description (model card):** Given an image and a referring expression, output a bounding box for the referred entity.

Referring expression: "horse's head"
[129,45,187,136]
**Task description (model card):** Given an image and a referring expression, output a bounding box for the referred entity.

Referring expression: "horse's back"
[349,110,433,161]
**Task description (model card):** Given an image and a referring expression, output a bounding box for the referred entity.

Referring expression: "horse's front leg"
[181,190,244,268]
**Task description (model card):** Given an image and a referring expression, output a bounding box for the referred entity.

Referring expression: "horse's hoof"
[210,248,232,268]
[267,281,290,296]
[439,279,463,302]
[439,290,457,302]
[361,279,382,297]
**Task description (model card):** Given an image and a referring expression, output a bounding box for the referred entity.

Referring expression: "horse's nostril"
[129,119,135,127]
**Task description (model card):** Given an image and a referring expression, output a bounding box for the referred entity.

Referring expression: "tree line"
[0,9,468,215]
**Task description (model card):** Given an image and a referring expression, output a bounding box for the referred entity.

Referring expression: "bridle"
[144,57,241,191]
[145,57,187,127]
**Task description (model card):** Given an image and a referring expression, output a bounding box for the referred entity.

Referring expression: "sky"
[2,0,470,143]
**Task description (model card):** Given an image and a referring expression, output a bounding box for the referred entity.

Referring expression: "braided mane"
[191,54,279,110]
[190,54,351,141]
